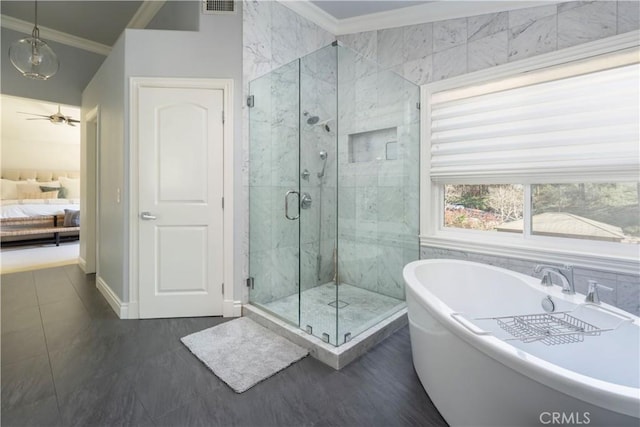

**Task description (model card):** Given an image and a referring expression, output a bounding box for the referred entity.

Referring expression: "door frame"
[128,77,237,319]
[80,105,100,274]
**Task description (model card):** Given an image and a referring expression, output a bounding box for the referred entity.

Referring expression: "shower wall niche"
[248,42,420,346]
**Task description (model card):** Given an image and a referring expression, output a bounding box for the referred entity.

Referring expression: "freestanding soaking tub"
[403,259,640,427]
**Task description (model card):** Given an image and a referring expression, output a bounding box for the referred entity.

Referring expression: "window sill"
[420,233,640,276]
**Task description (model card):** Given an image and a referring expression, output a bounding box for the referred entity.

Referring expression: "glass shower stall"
[248,42,420,346]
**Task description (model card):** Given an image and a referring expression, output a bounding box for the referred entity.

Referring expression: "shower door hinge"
[416,102,421,110]
[246,277,254,289]
[247,95,255,108]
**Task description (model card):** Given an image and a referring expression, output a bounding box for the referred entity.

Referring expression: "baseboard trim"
[96,276,130,319]
[78,257,87,273]
[223,299,242,317]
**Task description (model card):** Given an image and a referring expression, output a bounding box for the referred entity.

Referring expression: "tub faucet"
[533,264,575,295]
[585,280,613,304]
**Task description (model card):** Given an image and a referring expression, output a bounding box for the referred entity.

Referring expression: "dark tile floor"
[1,264,448,427]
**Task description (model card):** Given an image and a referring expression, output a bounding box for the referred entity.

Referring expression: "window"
[444,183,639,244]
[420,33,640,272]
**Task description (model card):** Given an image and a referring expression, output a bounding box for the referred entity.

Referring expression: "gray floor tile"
[0,395,62,427]
[1,324,48,365]
[2,265,448,427]
[1,355,56,411]
[58,369,153,427]
[1,305,43,335]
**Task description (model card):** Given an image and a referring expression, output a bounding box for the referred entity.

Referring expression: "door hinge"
[246,277,254,289]
[221,197,224,209]
[416,102,421,110]
[247,95,254,108]
[222,110,225,124]
[222,283,224,294]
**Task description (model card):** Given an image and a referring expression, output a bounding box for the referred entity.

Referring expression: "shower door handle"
[285,190,300,220]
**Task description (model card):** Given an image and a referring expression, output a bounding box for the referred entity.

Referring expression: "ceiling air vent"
[202,0,235,14]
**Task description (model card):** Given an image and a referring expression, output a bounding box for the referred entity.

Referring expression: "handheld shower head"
[318,151,328,178]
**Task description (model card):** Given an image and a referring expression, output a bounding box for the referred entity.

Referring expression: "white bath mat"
[181,317,308,393]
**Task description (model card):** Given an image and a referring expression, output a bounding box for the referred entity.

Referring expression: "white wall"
[81,7,243,304]
[1,141,79,170]
[81,34,126,298]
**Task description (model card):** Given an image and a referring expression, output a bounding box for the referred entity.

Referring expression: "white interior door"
[138,86,224,318]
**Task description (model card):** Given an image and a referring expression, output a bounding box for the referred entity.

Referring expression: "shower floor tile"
[261,283,405,346]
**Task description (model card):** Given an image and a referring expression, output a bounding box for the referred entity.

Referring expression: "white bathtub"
[403,259,640,427]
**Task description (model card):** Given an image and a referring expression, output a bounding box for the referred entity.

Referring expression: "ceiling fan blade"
[18,112,51,118]
[25,117,51,120]
[67,118,80,123]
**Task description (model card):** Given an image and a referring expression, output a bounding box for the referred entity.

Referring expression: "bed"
[1,169,81,246]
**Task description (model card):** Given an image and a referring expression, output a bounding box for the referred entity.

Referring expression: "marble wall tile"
[433,44,467,81]
[271,246,300,299]
[468,12,508,41]
[468,31,509,73]
[508,4,557,29]
[248,120,271,186]
[618,1,640,33]
[558,1,616,49]
[376,245,406,299]
[573,269,618,304]
[248,187,272,253]
[616,274,640,316]
[377,27,405,69]
[270,63,299,127]
[433,18,467,53]
[337,31,378,62]
[557,1,596,14]
[271,2,302,68]
[243,1,272,81]
[403,55,433,86]
[271,125,298,187]
[508,14,557,62]
[404,22,433,62]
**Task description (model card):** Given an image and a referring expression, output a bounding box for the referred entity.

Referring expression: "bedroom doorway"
[131,78,233,319]
[81,106,99,275]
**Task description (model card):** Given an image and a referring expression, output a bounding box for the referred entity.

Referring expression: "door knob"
[140,212,157,220]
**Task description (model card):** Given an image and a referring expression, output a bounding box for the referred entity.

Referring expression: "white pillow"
[59,177,80,199]
[16,182,43,199]
[1,179,18,199]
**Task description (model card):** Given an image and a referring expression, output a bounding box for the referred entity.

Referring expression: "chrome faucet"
[585,280,613,304]
[533,264,575,295]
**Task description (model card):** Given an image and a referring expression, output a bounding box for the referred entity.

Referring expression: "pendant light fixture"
[9,0,59,80]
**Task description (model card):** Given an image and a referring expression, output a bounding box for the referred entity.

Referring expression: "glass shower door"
[248,61,301,327]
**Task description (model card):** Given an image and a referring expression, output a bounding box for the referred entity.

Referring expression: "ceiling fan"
[18,105,80,126]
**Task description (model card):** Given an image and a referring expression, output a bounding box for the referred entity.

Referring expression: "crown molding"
[281,1,564,36]
[280,0,339,35]
[341,1,563,34]
[1,14,111,56]
[127,0,167,29]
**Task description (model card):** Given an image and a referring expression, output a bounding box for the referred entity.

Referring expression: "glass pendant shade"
[9,33,59,80]
[8,1,59,80]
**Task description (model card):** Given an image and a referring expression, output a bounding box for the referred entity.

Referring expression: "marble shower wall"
[244,1,334,304]
[337,1,640,85]
[336,46,421,301]
[421,246,640,317]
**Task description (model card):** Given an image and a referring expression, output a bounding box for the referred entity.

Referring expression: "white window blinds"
[428,53,640,184]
